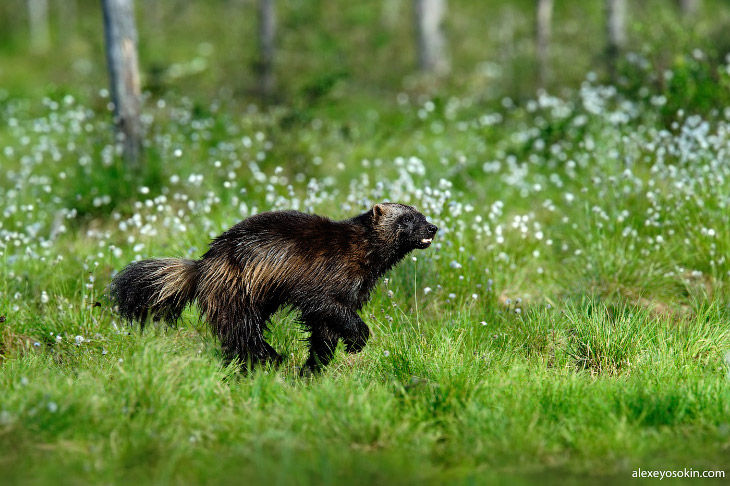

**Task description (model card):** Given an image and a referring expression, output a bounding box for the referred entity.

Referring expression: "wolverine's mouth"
[416,237,433,249]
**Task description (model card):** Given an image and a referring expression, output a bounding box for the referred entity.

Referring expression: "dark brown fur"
[108,203,438,370]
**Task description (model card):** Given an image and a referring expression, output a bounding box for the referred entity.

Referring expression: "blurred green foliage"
[0,0,728,110]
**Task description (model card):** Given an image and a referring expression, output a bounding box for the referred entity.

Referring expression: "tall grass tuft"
[565,301,657,375]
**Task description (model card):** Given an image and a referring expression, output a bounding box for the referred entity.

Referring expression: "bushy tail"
[108,258,198,326]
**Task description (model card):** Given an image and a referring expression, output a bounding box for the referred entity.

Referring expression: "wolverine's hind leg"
[220,329,282,367]
[212,301,282,368]
[301,305,370,371]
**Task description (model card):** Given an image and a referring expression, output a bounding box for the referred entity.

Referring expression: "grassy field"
[2,1,730,485]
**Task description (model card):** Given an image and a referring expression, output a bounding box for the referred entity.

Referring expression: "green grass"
[1,301,729,484]
[2,0,730,484]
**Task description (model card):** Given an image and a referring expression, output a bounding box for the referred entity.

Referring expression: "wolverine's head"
[371,203,438,251]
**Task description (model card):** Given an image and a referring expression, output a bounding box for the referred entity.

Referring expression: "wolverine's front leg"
[342,312,370,354]
[303,326,340,371]
[302,305,370,370]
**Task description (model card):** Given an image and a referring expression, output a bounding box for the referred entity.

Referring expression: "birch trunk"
[28,0,50,52]
[57,0,78,41]
[679,0,700,16]
[536,0,553,89]
[414,0,449,75]
[605,0,626,81]
[258,0,276,97]
[101,0,143,167]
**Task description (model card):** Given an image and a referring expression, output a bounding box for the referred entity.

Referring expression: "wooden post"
[101,0,143,167]
[536,0,553,89]
[605,0,626,82]
[258,0,276,98]
[414,0,449,76]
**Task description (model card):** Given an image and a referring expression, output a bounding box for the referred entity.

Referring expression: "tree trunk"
[414,0,449,75]
[258,0,276,98]
[57,0,78,41]
[28,0,50,53]
[679,0,700,16]
[381,0,403,30]
[101,0,143,167]
[536,0,553,89]
[605,0,626,81]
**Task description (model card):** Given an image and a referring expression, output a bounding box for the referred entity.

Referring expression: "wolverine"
[109,203,438,370]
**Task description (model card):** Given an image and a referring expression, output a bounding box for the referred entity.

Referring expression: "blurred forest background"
[2,0,729,111]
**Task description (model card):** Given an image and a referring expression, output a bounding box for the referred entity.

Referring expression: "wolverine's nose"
[427,224,438,235]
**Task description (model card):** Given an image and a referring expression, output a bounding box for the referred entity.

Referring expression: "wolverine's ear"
[373,204,387,219]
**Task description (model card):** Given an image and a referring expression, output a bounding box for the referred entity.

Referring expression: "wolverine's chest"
[351,275,380,310]
[326,271,377,310]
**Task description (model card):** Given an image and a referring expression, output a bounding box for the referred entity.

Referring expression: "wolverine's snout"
[416,222,438,248]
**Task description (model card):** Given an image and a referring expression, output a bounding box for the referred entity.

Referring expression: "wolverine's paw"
[302,354,331,375]
[297,365,315,378]
[344,338,367,354]
[344,324,370,354]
